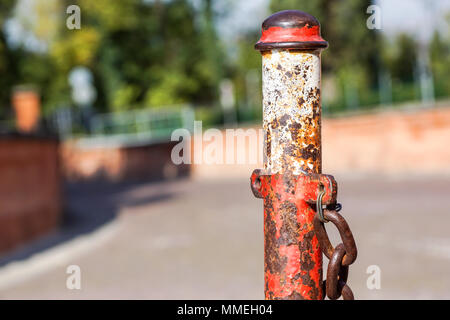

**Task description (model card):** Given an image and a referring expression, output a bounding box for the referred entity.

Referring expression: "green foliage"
[232,32,262,114]
[0,0,24,117]
[383,34,417,83]
[66,0,223,111]
[430,31,450,98]
[194,105,223,128]
[1,0,225,115]
[391,81,418,103]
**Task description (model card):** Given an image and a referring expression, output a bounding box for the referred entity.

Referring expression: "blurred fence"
[58,106,194,182]
[53,105,194,148]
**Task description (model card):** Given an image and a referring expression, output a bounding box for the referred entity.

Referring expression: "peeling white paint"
[262,49,322,174]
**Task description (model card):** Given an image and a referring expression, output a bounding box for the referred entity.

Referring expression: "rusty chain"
[314,191,357,300]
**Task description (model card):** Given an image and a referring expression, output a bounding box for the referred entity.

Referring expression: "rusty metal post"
[250,10,333,300]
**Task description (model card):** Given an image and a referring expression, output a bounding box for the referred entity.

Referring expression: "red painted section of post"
[251,171,337,299]
[259,25,325,44]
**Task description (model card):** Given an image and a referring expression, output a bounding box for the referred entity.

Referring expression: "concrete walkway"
[0,174,449,299]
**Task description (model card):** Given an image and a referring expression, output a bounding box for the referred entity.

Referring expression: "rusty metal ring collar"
[313,210,357,266]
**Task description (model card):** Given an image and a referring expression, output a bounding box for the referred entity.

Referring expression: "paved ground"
[0,173,449,299]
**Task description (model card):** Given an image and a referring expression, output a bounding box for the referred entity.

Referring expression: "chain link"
[314,195,358,300]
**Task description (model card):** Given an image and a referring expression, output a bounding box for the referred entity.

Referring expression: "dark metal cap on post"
[255,10,328,51]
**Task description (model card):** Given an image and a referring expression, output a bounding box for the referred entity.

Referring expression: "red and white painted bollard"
[250,10,355,300]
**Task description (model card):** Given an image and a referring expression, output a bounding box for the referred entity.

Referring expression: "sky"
[215,0,270,41]
[376,0,450,43]
[217,0,450,43]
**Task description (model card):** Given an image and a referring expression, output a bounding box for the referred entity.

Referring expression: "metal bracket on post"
[251,10,357,300]
[251,170,337,205]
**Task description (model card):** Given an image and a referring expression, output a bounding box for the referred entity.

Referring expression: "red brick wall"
[62,141,190,182]
[322,107,450,174]
[0,136,61,253]
[191,106,450,178]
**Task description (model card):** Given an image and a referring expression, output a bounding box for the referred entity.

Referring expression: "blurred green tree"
[380,33,419,103]
[231,32,262,121]
[6,0,225,114]
[386,34,417,83]
[430,30,450,98]
[0,0,23,117]
[53,0,224,111]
